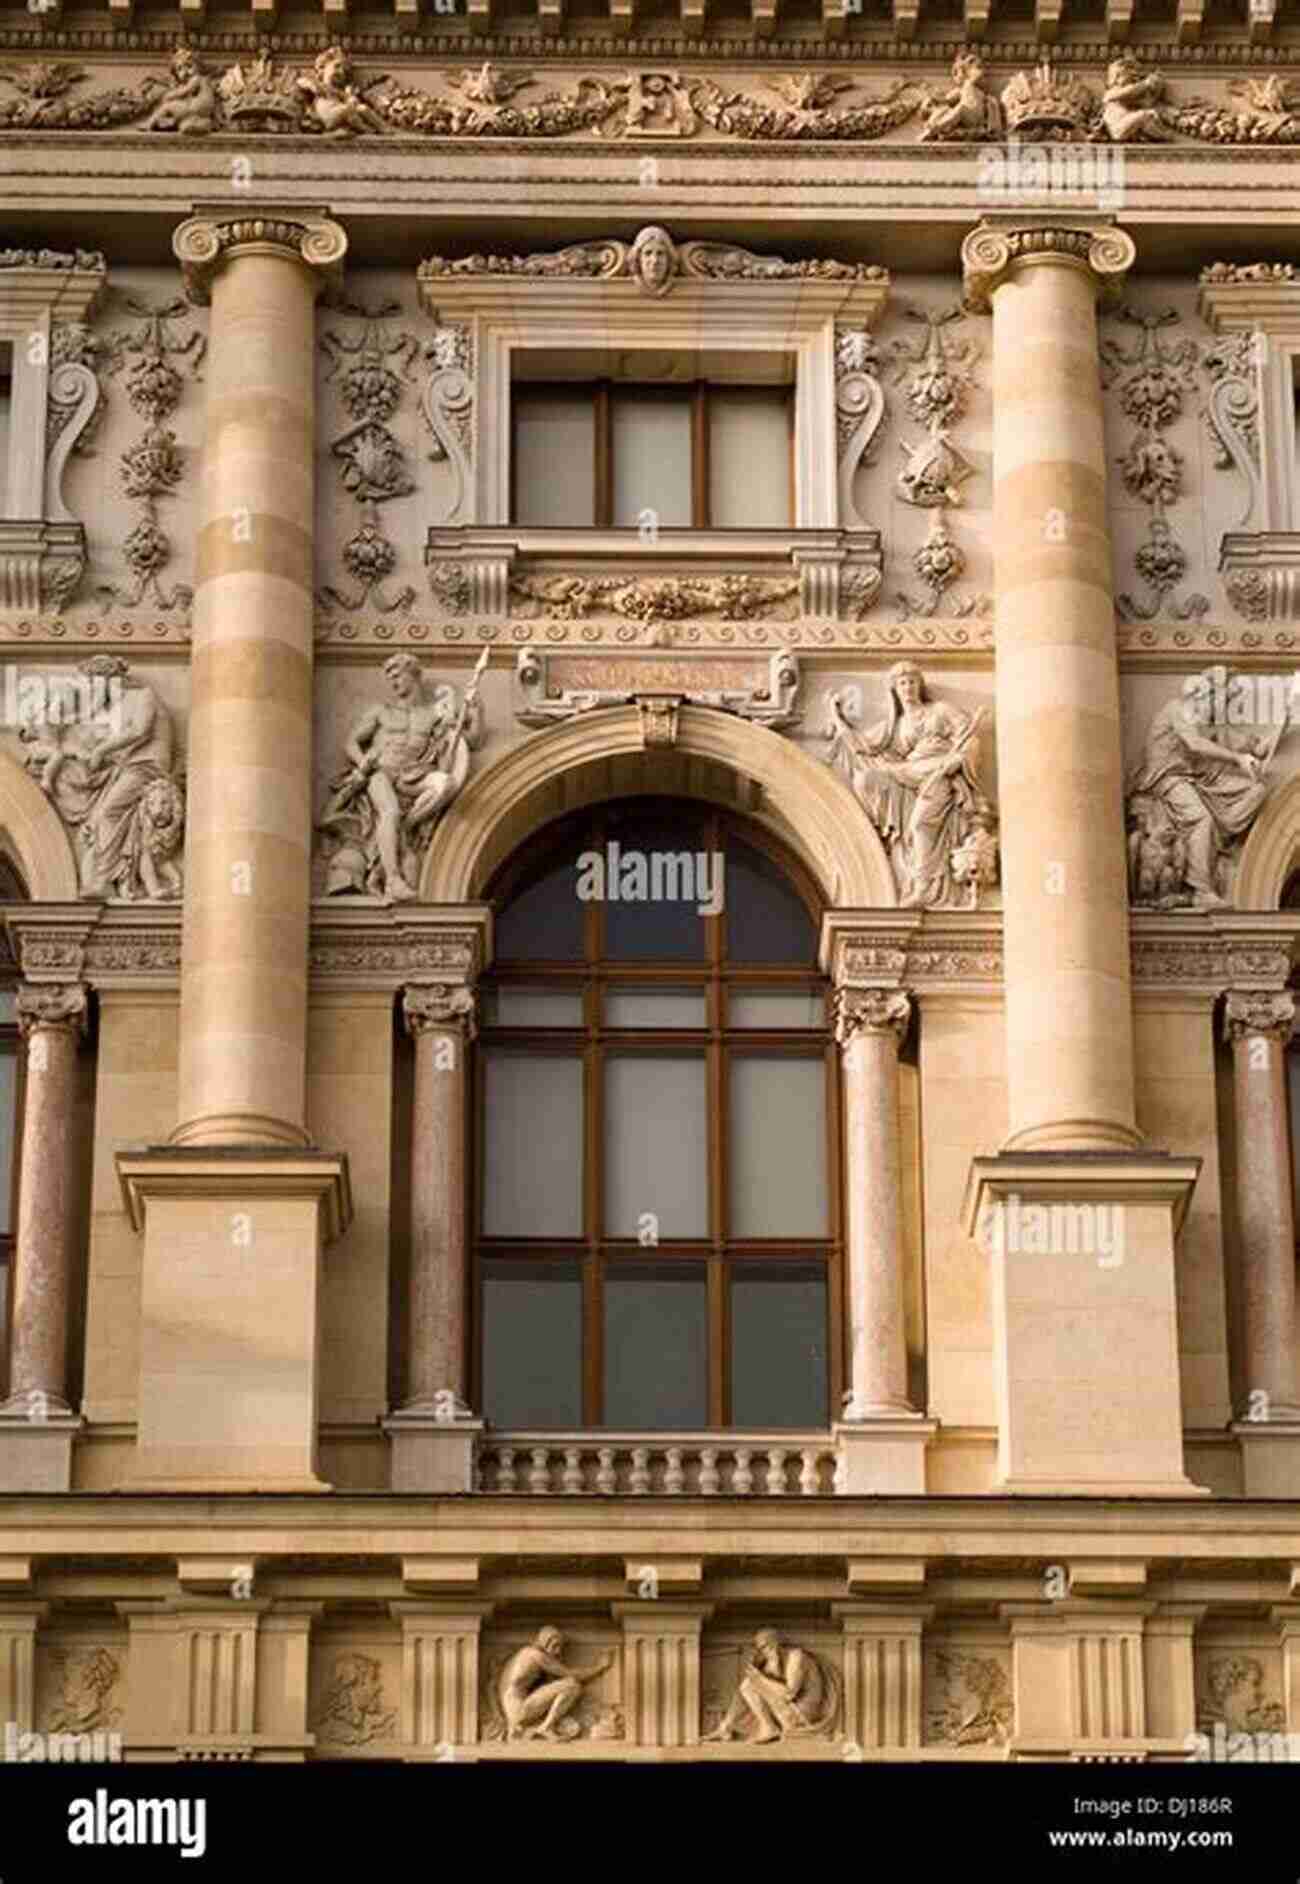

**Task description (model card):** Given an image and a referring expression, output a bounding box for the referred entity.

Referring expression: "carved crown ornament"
[10,46,1300,146]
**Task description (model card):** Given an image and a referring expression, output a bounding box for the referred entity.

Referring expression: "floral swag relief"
[21,655,186,902]
[823,662,998,909]
[317,648,488,902]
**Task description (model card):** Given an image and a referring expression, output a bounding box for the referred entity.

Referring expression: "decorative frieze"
[13,47,1300,145]
[420,224,885,293]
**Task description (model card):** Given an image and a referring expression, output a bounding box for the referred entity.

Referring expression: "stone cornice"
[309,902,493,989]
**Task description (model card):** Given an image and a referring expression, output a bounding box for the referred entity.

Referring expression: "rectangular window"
[482,1257,583,1428]
[511,376,793,529]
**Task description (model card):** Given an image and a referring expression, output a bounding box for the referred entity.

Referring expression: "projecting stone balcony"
[425,527,883,632]
[476,1432,840,1495]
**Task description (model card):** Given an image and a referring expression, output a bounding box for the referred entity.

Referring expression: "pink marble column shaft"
[836,988,915,1415]
[3,984,86,1414]
[1225,991,1300,1418]
[402,984,476,1410]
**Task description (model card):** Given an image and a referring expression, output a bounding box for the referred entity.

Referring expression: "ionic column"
[401,983,477,1412]
[170,209,346,1148]
[1224,991,1300,1419]
[962,221,1140,1153]
[835,988,915,1416]
[1,983,86,1423]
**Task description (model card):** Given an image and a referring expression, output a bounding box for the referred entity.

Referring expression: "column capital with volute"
[173,206,347,305]
[961,219,1137,315]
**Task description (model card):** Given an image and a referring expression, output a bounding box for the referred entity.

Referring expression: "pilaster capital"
[403,981,478,1042]
[1224,988,1295,1044]
[961,219,1136,314]
[834,986,911,1051]
[173,206,347,306]
[16,981,87,1041]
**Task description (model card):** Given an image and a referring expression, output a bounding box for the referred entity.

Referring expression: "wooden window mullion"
[595,380,612,530]
[692,381,710,530]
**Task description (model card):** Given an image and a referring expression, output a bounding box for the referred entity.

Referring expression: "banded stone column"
[1,983,86,1420]
[170,209,347,1148]
[1224,992,1300,1419]
[835,988,915,1416]
[962,221,1140,1153]
[401,983,477,1412]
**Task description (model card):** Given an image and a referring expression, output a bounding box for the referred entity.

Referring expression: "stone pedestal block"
[965,1153,1204,1495]
[117,1149,351,1491]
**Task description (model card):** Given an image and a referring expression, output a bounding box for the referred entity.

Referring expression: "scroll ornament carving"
[823,662,998,909]
[21,655,186,902]
[318,300,420,617]
[312,1654,397,1747]
[1203,330,1260,494]
[926,1650,1012,1747]
[1126,669,1278,908]
[422,323,474,526]
[1223,990,1295,1043]
[481,1630,619,1742]
[515,644,801,731]
[16,981,88,1036]
[701,1629,841,1745]
[835,326,885,535]
[317,648,488,902]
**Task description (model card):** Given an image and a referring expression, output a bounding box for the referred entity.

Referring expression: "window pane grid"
[474,800,836,1427]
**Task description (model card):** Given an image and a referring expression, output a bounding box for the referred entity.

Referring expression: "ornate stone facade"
[4,0,1300,1782]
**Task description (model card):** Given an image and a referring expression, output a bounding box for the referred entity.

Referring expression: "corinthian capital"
[961,220,1136,314]
[834,987,911,1050]
[16,982,88,1039]
[403,982,477,1041]
[173,207,348,305]
[1224,989,1296,1044]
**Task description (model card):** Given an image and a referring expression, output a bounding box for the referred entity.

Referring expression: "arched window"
[0,853,27,1402]
[474,798,838,1432]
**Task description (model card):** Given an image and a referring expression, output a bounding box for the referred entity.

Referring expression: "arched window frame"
[471,797,842,1432]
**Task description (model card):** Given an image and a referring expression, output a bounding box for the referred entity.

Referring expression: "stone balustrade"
[477,1433,838,1496]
